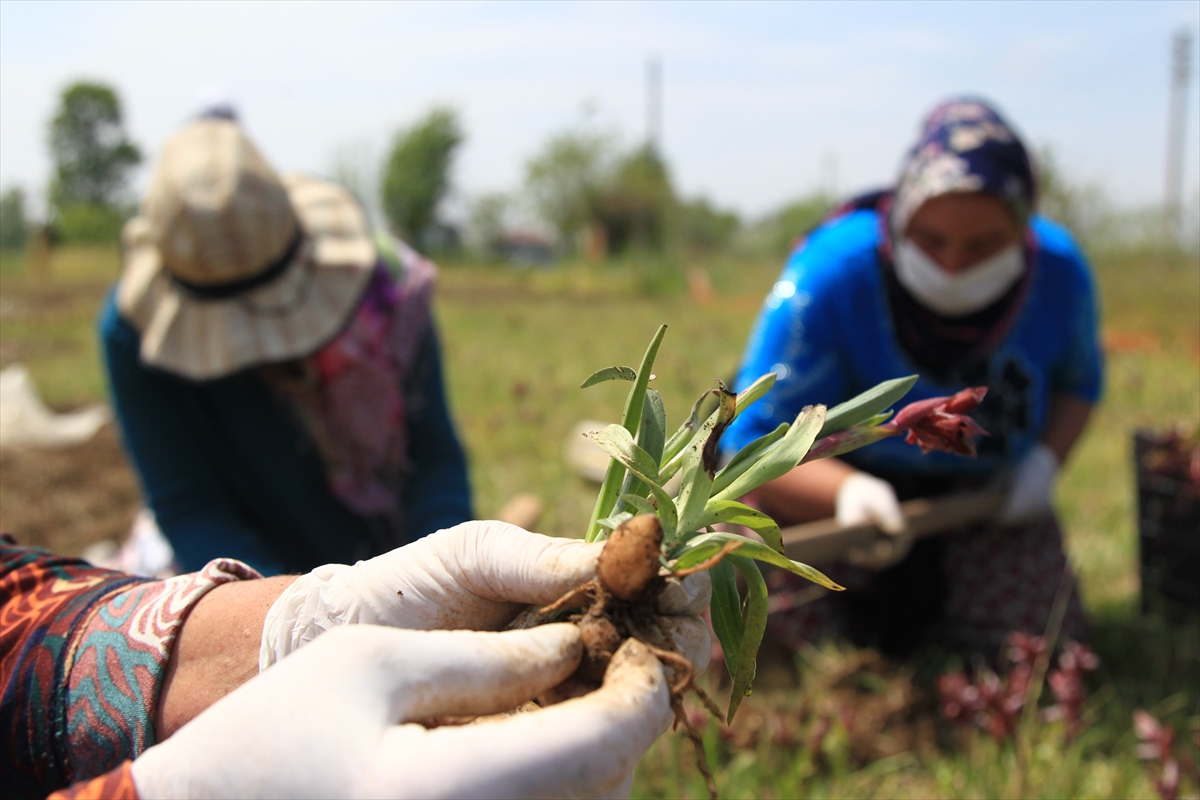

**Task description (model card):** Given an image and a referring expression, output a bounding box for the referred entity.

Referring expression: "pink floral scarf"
[260,241,435,522]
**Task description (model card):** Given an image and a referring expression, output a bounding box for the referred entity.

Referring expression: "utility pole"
[1164,28,1193,243]
[646,56,662,154]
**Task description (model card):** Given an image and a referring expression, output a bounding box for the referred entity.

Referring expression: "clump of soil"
[528,513,722,798]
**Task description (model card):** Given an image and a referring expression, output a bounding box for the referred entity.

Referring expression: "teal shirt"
[99,292,472,575]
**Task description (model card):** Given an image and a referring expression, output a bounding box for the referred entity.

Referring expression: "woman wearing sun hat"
[99,117,471,576]
[722,98,1102,657]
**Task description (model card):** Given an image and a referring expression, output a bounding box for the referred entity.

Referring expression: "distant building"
[498,231,557,266]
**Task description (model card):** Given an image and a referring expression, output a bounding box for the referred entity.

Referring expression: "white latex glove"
[837,472,913,570]
[134,624,673,799]
[261,520,710,674]
[998,443,1058,524]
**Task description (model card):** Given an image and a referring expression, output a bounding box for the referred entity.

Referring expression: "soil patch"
[0,423,141,555]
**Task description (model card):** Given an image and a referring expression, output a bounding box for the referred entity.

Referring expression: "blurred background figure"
[723,98,1102,658]
[99,115,471,576]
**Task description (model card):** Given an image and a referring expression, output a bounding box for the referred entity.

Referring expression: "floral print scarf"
[260,237,435,527]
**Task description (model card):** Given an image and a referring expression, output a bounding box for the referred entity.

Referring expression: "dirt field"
[0,423,140,554]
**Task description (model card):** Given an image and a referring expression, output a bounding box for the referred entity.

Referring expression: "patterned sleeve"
[0,534,260,799]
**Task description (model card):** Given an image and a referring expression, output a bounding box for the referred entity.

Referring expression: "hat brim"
[117,175,377,381]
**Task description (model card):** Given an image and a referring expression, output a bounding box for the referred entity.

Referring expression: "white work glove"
[133,624,673,799]
[837,472,913,570]
[261,520,710,674]
[998,443,1058,524]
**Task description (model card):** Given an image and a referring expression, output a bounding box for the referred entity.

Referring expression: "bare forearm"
[157,575,297,738]
[1041,394,1094,465]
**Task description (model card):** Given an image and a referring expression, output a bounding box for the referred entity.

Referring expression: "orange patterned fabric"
[2,534,259,799]
[1,534,147,799]
[48,760,138,799]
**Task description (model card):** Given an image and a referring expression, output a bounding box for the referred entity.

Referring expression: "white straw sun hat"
[117,119,376,380]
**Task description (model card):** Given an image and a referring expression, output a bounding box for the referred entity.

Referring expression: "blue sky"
[1,0,1197,220]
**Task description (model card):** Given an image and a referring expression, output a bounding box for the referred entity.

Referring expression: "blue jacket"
[723,210,1103,483]
[99,292,472,575]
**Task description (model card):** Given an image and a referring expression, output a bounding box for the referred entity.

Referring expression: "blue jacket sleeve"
[402,322,473,537]
[98,296,284,574]
[1033,219,1104,405]
[723,236,851,455]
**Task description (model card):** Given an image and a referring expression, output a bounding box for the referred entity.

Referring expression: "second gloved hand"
[837,472,913,570]
[261,520,711,673]
[135,624,674,799]
[998,443,1058,524]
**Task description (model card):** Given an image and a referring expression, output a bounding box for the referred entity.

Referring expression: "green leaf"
[585,325,668,541]
[596,512,634,531]
[732,372,777,420]
[711,423,789,497]
[660,374,780,483]
[674,531,842,591]
[586,426,678,535]
[675,383,736,541]
[695,500,784,554]
[580,365,637,388]
[818,375,917,438]
[710,404,826,504]
[619,389,668,511]
[586,425,661,481]
[619,494,657,517]
[639,389,667,465]
[620,325,667,436]
[727,555,768,723]
[661,389,712,467]
[709,559,743,680]
[801,423,895,464]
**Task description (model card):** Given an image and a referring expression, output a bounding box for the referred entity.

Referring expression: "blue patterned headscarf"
[891,98,1036,237]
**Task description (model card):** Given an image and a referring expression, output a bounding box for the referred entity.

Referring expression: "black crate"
[1135,430,1200,617]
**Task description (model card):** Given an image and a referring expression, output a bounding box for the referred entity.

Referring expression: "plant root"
[672,693,718,800]
[537,579,597,616]
[526,515,725,796]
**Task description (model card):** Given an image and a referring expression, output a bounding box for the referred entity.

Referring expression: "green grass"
[1,243,1196,798]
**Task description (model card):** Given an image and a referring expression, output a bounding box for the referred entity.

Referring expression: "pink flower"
[1006,631,1047,668]
[885,387,989,456]
[1133,710,1175,761]
[1134,710,1181,800]
[937,671,980,724]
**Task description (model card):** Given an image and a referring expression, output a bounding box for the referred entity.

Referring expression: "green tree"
[525,126,615,249]
[676,196,740,254]
[598,145,674,255]
[749,193,834,256]
[49,82,141,211]
[0,187,29,250]
[381,108,463,247]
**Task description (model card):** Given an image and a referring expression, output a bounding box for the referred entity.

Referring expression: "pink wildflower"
[884,387,989,456]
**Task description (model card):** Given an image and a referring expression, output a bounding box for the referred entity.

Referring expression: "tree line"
[0,80,841,262]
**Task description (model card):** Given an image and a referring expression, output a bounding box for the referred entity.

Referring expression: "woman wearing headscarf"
[99,117,472,576]
[722,98,1102,657]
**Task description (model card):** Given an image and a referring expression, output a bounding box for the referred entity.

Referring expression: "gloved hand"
[134,624,673,799]
[998,443,1058,524]
[836,472,913,571]
[261,520,710,674]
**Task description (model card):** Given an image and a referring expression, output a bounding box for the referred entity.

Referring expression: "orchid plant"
[580,324,986,721]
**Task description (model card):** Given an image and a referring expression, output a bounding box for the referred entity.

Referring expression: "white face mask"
[893,238,1024,316]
